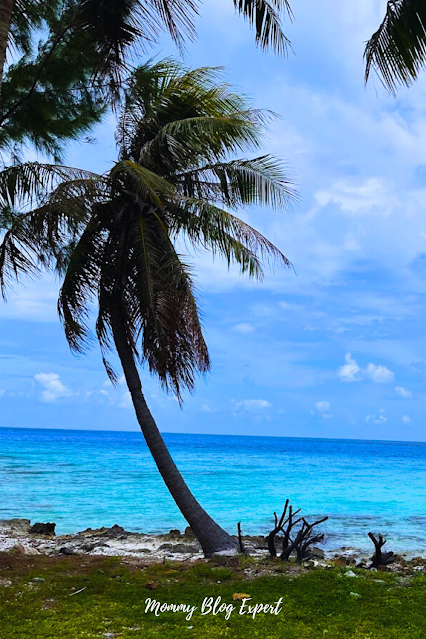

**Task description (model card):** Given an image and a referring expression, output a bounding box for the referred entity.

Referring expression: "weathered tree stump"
[266,500,327,561]
[368,532,395,568]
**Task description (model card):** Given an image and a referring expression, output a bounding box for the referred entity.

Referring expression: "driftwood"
[368,532,395,568]
[267,500,327,561]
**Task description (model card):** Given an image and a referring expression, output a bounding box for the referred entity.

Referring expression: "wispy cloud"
[234,399,271,411]
[233,322,255,334]
[315,178,395,217]
[313,400,333,419]
[395,386,412,398]
[366,410,387,425]
[34,373,72,403]
[314,400,330,413]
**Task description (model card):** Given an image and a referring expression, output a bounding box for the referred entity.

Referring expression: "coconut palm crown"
[0,59,295,554]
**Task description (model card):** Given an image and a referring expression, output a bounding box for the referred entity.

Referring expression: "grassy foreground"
[1,553,426,638]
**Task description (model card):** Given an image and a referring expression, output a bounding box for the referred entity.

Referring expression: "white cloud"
[233,322,255,334]
[235,399,272,411]
[339,353,394,383]
[366,409,387,425]
[200,403,216,413]
[339,353,361,382]
[314,400,330,413]
[402,415,412,424]
[395,386,412,398]
[34,373,72,403]
[364,363,394,383]
[315,178,395,216]
[0,389,5,397]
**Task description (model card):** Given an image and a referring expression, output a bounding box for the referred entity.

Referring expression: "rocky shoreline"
[1,519,426,575]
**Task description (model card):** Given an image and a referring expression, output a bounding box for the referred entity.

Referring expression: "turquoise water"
[1,427,425,554]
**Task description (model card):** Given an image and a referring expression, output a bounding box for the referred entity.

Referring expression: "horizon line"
[0,425,425,446]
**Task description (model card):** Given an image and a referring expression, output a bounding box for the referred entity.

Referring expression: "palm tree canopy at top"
[365,0,426,92]
[0,59,296,401]
[7,0,293,83]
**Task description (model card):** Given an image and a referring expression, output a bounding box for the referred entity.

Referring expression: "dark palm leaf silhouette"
[365,0,426,93]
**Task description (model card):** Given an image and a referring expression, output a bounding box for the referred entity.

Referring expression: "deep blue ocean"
[1,427,425,554]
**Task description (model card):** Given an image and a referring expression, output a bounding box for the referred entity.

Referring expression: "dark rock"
[310,547,325,559]
[80,543,101,552]
[158,543,201,554]
[184,526,196,539]
[168,529,181,538]
[103,525,128,539]
[411,556,426,567]
[59,547,77,555]
[30,522,56,536]
[0,519,31,533]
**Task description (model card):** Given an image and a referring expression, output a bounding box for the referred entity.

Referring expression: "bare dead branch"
[368,532,395,568]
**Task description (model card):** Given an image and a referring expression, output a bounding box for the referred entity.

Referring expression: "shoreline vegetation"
[2,528,426,638]
[2,519,426,575]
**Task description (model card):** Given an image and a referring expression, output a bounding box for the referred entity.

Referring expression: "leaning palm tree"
[365,0,426,92]
[0,60,295,556]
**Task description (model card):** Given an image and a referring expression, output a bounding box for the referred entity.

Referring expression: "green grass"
[1,553,426,638]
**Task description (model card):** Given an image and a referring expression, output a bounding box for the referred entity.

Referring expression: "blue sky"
[2,0,426,441]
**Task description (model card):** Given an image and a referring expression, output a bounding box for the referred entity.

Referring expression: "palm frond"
[137,114,263,170]
[168,196,292,275]
[233,0,293,54]
[117,61,271,163]
[108,160,174,207]
[174,155,297,209]
[0,181,101,298]
[0,218,41,299]
[91,201,210,399]
[365,0,426,92]
[58,208,106,353]
[150,0,199,49]
[0,162,98,211]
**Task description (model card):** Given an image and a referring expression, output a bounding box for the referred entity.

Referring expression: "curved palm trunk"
[111,314,238,557]
[0,0,14,84]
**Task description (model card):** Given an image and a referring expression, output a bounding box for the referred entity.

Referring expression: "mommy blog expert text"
[144,596,283,621]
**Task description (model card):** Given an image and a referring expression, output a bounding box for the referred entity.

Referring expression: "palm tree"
[1,0,293,88]
[365,0,426,92]
[1,0,293,165]
[0,60,295,556]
